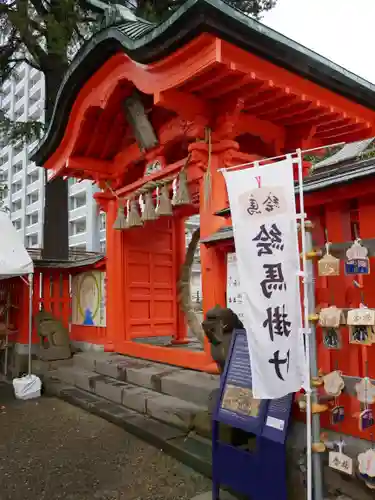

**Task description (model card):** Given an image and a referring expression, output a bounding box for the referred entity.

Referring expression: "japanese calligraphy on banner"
[223,159,304,399]
[226,253,245,321]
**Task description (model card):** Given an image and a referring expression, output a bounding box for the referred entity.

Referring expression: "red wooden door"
[125,217,177,339]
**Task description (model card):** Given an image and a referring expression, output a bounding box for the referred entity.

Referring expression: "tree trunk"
[177,227,205,345]
[41,66,69,261]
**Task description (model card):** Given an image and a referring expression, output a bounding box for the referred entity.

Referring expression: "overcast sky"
[262,0,375,84]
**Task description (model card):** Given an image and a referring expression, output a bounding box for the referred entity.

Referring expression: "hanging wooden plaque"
[318,254,340,277]
[345,240,370,275]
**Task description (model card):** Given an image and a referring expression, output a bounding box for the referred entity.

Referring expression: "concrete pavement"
[0,382,210,500]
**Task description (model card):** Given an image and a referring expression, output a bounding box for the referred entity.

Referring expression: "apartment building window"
[27,170,39,185]
[26,212,38,226]
[70,193,86,210]
[1,86,10,99]
[29,107,42,121]
[69,178,79,185]
[13,142,23,156]
[27,191,39,205]
[73,243,86,250]
[2,102,10,115]
[15,87,24,102]
[29,88,41,106]
[17,66,26,81]
[0,184,8,203]
[11,181,22,194]
[13,219,22,230]
[26,233,38,247]
[30,73,41,89]
[12,161,23,175]
[69,219,86,235]
[0,153,9,166]
[100,240,106,253]
[11,199,22,212]
[0,169,8,183]
[14,106,24,120]
[100,212,106,230]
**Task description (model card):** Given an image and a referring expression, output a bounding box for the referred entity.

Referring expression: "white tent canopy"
[0,211,33,279]
[0,210,34,377]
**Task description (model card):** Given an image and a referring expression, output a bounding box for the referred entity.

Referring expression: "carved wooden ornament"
[329,451,353,475]
[358,448,375,482]
[345,240,370,276]
[318,254,340,277]
[347,308,375,326]
[355,378,375,404]
[319,306,342,328]
[323,371,345,397]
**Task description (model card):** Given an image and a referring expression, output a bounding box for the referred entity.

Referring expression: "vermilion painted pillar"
[105,198,127,351]
[199,141,238,361]
[325,202,360,375]
[357,196,375,379]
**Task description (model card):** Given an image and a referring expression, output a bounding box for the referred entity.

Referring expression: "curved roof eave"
[31,0,375,166]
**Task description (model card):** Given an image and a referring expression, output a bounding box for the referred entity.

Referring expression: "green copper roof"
[31,0,375,167]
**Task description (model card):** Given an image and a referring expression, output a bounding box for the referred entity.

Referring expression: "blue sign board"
[216,330,268,435]
[212,329,293,500]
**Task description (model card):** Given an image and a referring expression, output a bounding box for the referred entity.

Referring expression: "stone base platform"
[32,352,371,500]
[34,351,219,434]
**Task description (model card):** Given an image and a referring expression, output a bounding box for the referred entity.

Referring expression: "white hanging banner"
[223,158,304,399]
[226,253,245,322]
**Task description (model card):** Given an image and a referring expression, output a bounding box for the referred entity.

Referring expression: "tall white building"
[0,65,201,302]
[0,64,105,253]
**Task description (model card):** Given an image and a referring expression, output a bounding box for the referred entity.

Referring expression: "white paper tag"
[266,416,285,431]
[329,452,353,475]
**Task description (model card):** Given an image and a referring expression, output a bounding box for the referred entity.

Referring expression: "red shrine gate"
[29,1,375,374]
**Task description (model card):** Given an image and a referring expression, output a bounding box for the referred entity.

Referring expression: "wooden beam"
[113,142,142,171]
[207,72,260,99]
[154,89,211,122]
[281,108,332,127]
[317,123,366,140]
[222,41,375,124]
[284,124,317,152]
[246,94,296,116]
[158,116,207,145]
[317,119,367,136]
[234,113,285,143]
[112,114,208,175]
[68,157,112,174]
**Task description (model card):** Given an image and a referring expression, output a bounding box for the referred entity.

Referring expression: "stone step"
[43,380,212,479]
[46,365,205,431]
[160,370,219,407]
[71,351,219,407]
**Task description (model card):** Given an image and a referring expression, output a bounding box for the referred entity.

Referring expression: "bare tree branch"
[30,0,48,16]
[8,57,41,71]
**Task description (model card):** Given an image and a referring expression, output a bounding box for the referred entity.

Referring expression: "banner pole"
[28,273,34,375]
[305,224,324,500]
[296,149,323,500]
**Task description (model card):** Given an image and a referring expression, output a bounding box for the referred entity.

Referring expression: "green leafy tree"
[0,0,277,258]
[133,0,277,22]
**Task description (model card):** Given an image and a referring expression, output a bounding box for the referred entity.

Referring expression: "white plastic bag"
[13,374,41,400]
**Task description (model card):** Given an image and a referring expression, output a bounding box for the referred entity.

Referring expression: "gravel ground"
[0,383,210,500]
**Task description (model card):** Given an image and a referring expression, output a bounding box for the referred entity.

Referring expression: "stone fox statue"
[35,310,72,361]
[202,305,244,373]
